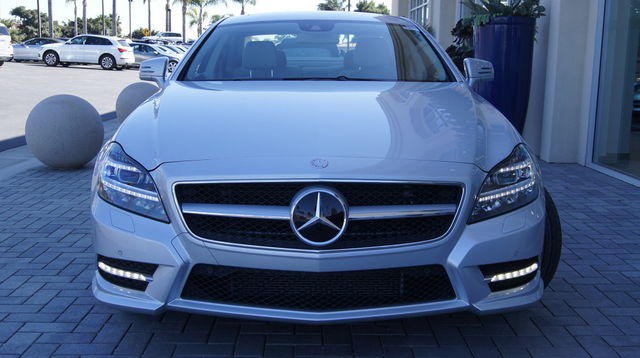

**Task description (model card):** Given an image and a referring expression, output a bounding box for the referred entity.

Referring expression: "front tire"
[99,54,116,70]
[541,189,562,288]
[43,51,59,67]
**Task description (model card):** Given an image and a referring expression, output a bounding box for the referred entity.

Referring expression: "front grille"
[183,214,455,249]
[181,264,455,311]
[175,182,462,250]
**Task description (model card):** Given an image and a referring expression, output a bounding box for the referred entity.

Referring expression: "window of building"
[593,0,640,179]
[410,0,430,28]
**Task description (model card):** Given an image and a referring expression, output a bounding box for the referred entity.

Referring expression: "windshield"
[0,26,9,36]
[181,20,452,82]
[161,45,181,54]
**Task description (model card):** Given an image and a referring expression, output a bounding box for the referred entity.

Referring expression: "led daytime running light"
[101,179,160,202]
[98,261,151,282]
[105,159,141,172]
[496,160,533,174]
[488,262,539,282]
[477,178,536,203]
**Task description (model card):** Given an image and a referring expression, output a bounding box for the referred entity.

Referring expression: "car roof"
[219,11,411,26]
[75,34,124,40]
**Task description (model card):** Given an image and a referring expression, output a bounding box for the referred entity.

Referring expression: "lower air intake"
[181,264,455,311]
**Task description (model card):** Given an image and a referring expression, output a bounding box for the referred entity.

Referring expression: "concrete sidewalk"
[0,135,639,357]
[0,61,139,142]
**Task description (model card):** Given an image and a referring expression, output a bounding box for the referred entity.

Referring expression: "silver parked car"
[12,38,64,62]
[91,11,562,323]
[130,42,181,72]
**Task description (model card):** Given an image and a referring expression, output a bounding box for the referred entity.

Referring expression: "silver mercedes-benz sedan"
[91,11,562,323]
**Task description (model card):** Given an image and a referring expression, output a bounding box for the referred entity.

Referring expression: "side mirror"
[463,58,494,87]
[153,51,159,55]
[140,57,168,86]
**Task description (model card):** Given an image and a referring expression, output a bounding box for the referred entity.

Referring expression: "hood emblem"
[289,187,348,247]
[310,158,329,169]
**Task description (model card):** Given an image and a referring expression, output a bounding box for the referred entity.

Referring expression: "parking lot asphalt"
[0,61,139,142]
[0,141,639,357]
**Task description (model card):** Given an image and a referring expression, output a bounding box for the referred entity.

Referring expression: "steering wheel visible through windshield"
[180,19,453,82]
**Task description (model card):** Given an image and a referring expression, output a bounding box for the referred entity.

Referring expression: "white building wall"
[536,0,598,164]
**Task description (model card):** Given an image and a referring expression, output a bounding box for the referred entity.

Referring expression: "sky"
[0,0,394,39]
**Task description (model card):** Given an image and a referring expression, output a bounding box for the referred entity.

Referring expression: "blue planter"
[474,16,536,134]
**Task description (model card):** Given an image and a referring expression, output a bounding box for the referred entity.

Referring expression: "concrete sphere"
[26,95,104,169]
[116,82,159,122]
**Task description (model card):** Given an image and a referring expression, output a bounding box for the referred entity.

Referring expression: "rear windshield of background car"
[0,26,9,36]
[181,20,453,82]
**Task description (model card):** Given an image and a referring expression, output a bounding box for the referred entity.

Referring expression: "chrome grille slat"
[182,203,290,220]
[181,203,457,221]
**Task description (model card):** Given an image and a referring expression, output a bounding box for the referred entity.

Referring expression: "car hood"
[116,81,522,172]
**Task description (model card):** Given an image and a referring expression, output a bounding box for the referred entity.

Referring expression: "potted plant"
[446,18,475,73]
[464,0,546,134]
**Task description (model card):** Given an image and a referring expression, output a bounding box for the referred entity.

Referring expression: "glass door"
[593,0,640,179]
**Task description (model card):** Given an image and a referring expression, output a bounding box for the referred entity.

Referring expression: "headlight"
[469,144,540,223]
[92,142,169,222]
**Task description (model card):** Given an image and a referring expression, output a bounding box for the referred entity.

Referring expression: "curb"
[0,111,116,153]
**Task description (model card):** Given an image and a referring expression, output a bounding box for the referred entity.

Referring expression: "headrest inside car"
[353,37,393,68]
[243,41,278,69]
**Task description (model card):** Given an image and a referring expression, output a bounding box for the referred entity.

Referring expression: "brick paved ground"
[0,162,639,357]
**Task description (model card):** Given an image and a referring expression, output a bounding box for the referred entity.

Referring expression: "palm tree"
[66,0,78,36]
[47,0,53,38]
[232,0,255,15]
[82,0,87,33]
[142,0,152,33]
[173,0,192,43]
[188,0,226,38]
[187,7,207,37]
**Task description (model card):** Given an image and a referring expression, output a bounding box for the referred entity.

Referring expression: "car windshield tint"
[0,26,9,36]
[182,20,452,82]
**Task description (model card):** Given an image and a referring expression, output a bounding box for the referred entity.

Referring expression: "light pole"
[102,0,106,35]
[112,0,117,36]
[37,0,42,37]
[47,0,53,38]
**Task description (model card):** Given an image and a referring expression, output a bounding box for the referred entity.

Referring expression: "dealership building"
[392,0,640,186]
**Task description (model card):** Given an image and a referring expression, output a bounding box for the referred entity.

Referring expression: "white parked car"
[39,34,134,70]
[142,31,183,44]
[13,37,64,62]
[0,24,12,66]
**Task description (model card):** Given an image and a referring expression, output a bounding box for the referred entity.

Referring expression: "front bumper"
[92,160,546,323]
